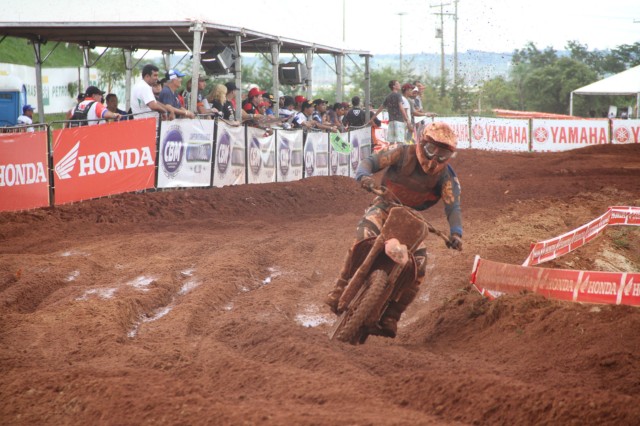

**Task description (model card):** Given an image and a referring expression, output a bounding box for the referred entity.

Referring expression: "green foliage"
[0,36,87,67]
[95,48,129,94]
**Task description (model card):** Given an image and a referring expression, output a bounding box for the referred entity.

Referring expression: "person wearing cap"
[325,121,463,338]
[294,95,307,112]
[158,69,195,119]
[241,86,267,123]
[223,82,238,121]
[71,86,122,126]
[16,104,34,132]
[370,80,413,144]
[131,64,172,121]
[184,75,213,115]
[262,93,275,116]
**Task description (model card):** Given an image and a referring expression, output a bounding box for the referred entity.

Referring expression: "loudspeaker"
[201,47,235,75]
[278,62,307,85]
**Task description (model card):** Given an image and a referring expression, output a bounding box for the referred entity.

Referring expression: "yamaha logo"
[472,124,484,140]
[533,127,549,143]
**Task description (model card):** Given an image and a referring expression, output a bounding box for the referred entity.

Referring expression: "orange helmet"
[419,122,457,151]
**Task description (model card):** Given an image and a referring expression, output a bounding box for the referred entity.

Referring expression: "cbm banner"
[329,132,350,177]
[349,127,372,175]
[52,119,157,205]
[276,130,303,182]
[0,131,50,212]
[304,132,330,177]
[247,126,276,184]
[157,119,215,188]
[214,121,246,187]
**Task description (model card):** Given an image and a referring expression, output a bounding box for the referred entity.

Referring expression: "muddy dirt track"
[1,144,640,425]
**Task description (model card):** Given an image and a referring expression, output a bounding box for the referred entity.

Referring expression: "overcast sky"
[6,0,640,54]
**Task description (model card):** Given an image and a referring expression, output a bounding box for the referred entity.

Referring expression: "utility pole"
[397,12,407,74]
[430,3,450,98]
[453,0,459,86]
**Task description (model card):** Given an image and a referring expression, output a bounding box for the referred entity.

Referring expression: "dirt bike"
[329,186,455,345]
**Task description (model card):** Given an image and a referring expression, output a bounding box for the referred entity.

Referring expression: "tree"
[95,48,127,94]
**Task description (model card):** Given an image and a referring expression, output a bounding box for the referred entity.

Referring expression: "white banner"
[157,119,215,188]
[611,119,640,144]
[247,127,276,184]
[437,116,471,149]
[330,132,350,176]
[303,132,330,177]
[213,121,245,187]
[276,130,303,182]
[349,127,372,176]
[470,117,529,152]
[531,119,609,152]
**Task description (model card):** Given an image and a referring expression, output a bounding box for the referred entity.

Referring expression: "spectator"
[262,93,275,116]
[223,82,238,121]
[327,102,346,132]
[158,69,196,119]
[131,64,171,120]
[370,80,413,144]
[207,84,226,119]
[311,99,337,132]
[184,76,211,115]
[292,101,316,130]
[412,80,425,112]
[105,94,130,121]
[152,80,163,101]
[16,104,34,132]
[66,93,85,121]
[343,96,366,128]
[294,95,307,112]
[70,86,121,126]
[242,86,265,120]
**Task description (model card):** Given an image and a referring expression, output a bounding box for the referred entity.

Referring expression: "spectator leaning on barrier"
[311,99,337,132]
[207,84,226,119]
[242,86,265,120]
[370,80,413,144]
[16,104,34,132]
[159,70,196,119]
[292,101,315,130]
[72,86,121,126]
[223,82,238,121]
[131,64,171,120]
[105,94,129,121]
[327,102,346,132]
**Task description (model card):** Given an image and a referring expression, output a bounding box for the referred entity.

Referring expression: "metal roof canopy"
[0,20,372,122]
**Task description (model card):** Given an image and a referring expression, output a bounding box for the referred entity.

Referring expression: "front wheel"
[333,269,389,344]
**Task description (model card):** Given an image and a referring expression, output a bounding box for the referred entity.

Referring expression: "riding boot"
[379,278,422,338]
[325,247,354,314]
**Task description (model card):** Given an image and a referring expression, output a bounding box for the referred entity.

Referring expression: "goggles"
[423,142,455,163]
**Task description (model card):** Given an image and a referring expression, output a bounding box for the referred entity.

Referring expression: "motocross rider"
[325,121,463,338]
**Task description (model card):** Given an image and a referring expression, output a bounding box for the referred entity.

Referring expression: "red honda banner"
[52,119,157,205]
[0,131,50,212]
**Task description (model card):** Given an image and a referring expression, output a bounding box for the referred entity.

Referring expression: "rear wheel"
[334,269,389,344]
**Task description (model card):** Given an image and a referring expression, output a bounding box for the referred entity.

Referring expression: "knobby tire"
[335,269,389,345]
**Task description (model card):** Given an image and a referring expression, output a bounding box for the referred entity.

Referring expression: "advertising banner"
[471,257,640,307]
[611,119,640,144]
[304,132,329,177]
[608,206,640,225]
[437,116,471,149]
[52,119,156,205]
[470,117,529,152]
[276,130,303,182]
[349,127,373,176]
[0,131,50,212]
[531,118,609,152]
[247,126,276,184]
[213,121,245,187]
[330,132,350,177]
[157,119,215,188]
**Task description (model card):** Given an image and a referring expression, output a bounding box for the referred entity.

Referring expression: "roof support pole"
[569,92,574,116]
[336,53,344,103]
[123,49,133,112]
[162,50,172,73]
[270,42,280,116]
[363,54,371,122]
[234,34,243,122]
[636,93,639,119]
[81,44,91,92]
[305,48,313,101]
[31,39,45,124]
[189,22,205,113]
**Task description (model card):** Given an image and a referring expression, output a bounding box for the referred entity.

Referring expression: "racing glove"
[359,176,376,192]
[446,233,463,251]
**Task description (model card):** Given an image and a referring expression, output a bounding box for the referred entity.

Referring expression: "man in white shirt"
[16,104,34,132]
[131,64,172,120]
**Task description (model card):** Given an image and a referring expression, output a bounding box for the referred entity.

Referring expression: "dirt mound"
[1,144,639,425]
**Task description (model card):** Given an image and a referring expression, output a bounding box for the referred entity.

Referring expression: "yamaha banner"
[276,130,303,182]
[247,127,276,184]
[213,121,246,187]
[157,119,215,188]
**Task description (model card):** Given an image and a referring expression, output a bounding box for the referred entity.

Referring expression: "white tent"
[570,65,640,118]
